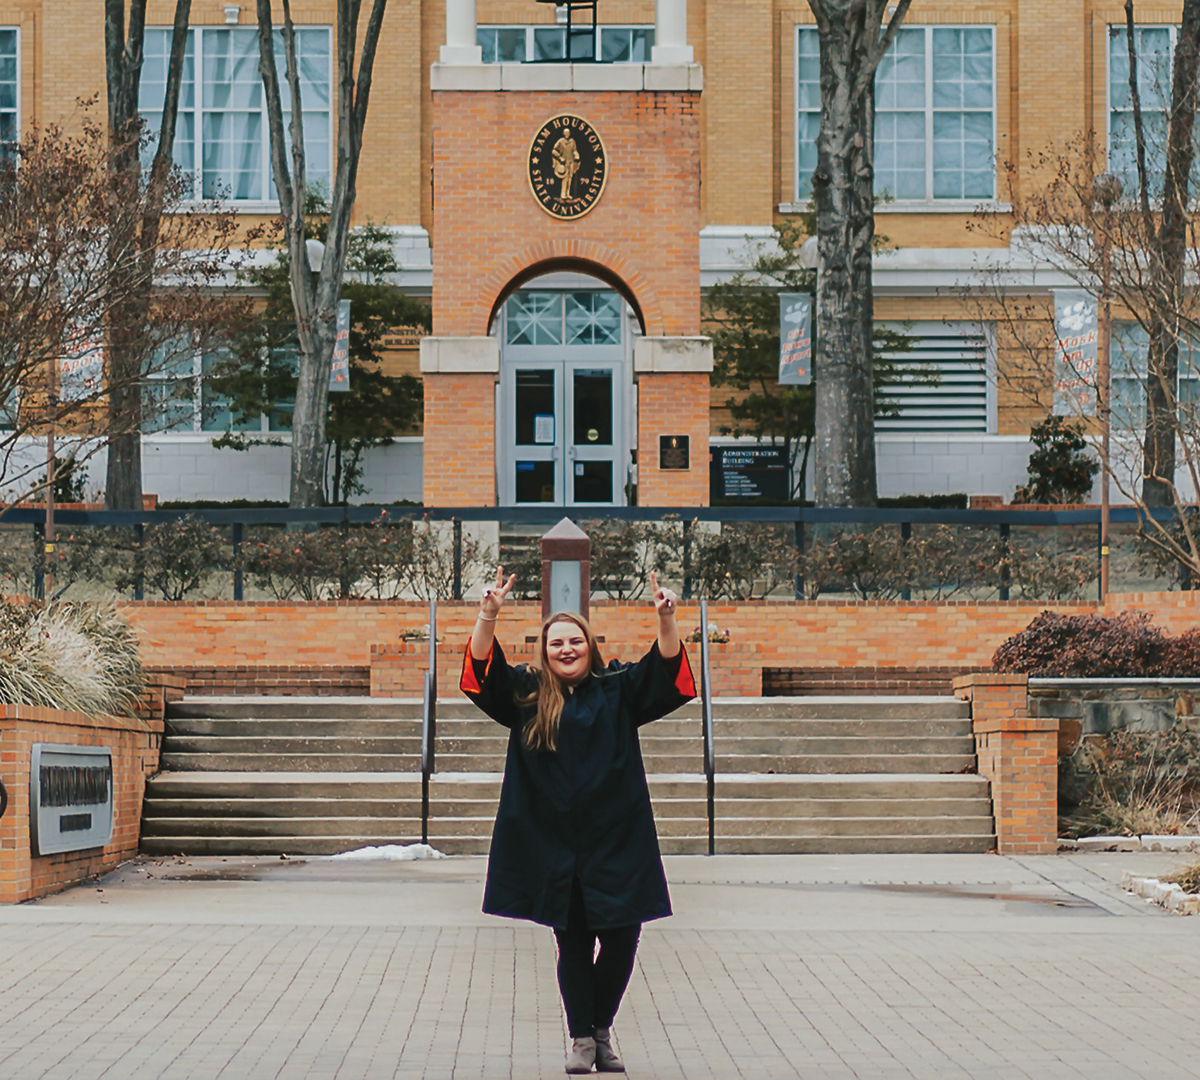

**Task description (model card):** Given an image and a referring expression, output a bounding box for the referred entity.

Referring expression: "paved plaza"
[0,851,1197,1079]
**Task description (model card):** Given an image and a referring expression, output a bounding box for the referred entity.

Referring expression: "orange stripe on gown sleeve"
[460,641,493,694]
[675,645,697,698]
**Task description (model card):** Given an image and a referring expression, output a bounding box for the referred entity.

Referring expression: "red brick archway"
[474,241,665,338]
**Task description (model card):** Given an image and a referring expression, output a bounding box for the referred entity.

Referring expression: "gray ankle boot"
[594,1028,624,1073]
[565,1036,596,1074]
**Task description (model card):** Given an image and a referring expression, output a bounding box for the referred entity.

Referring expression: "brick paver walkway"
[0,852,1197,1078]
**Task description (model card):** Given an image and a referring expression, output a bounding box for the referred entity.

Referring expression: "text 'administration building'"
[3,2,1174,505]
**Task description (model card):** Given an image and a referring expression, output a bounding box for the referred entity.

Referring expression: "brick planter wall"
[0,704,165,903]
[954,673,1059,855]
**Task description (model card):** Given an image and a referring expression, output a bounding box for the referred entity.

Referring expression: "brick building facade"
[0,1,1186,505]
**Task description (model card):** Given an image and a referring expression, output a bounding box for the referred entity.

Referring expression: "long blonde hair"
[520,611,605,751]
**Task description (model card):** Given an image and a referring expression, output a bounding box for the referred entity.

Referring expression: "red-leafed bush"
[991,610,1200,677]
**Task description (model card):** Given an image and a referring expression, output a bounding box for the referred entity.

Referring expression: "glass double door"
[500,288,628,507]
[506,361,623,505]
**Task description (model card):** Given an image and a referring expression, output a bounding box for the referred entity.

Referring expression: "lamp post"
[1093,171,1123,600]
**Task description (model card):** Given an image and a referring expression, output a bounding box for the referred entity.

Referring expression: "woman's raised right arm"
[470,564,517,660]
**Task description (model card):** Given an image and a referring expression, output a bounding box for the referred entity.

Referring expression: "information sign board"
[30,744,114,856]
[709,445,789,501]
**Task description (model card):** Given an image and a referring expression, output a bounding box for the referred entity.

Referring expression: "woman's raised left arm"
[650,571,681,658]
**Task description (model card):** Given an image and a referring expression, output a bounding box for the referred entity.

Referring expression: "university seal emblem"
[528,115,607,220]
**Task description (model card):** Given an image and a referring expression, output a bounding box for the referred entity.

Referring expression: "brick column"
[420,337,499,506]
[635,337,712,506]
[954,673,1059,855]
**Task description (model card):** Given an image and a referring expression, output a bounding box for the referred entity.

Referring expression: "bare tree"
[255,0,388,508]
[1121,0,1200,505]
[0,120,243,508]
[103,0,194,510]
[806,0,912,507]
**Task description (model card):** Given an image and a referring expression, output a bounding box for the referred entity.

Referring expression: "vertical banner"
[329,300,351,392]
[59,326,104,402]
[779,293,812,385]
[1053,290,1099,417]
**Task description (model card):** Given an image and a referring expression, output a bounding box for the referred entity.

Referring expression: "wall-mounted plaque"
[30,744,114,856]
[659,435,690,470]
[529,115,608,220]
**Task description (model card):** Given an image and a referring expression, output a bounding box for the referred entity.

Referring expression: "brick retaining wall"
[121,592,1200,697]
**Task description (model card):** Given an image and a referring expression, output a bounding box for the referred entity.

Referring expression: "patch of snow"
[330,843,447,862]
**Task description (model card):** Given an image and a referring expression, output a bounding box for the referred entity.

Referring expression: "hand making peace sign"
[480,564,517,620]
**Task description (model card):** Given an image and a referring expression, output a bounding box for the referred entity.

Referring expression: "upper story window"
[140,26,331,202]
[796,25,996,203]
[1111,321,1200,429]
[477,25,653,63]
[1107,26,1192,195]
[0,29,17,159]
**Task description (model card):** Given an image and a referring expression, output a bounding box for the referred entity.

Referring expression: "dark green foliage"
[210,192,430,504]
[993,610,1200,677]
[1012,415,1100,504]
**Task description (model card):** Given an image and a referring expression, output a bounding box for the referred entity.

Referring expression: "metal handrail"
[699,599,715,857]
[420,597,437,845]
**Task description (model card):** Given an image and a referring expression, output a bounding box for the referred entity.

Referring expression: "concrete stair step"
[142,816,428,839]
[653,718,973,737]
[140,835,427,856]
[711,796,992,818]
[707,736,976,755]
[709,815,996,838]
[672,697,970,720]
[146,772,429,799]
[169,698,426,720]
[716,754,977,774]
[168,719,424,737]
[168,737,423,755]
[160,754,422,773]
[709,835,996,854]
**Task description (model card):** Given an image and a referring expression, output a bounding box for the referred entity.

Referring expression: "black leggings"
[553,878,641,1038]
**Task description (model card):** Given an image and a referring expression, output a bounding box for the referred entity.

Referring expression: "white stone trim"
[419,336,500,374]
[633,336,713,374]
[778,200,1012,215]
[431,61,702,92]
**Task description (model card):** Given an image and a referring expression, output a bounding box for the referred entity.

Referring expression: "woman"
[461,566,695,1075]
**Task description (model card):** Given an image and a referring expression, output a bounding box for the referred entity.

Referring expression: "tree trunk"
[1142,0,1200,506]
[808,0,911,507]
[256,0,388,508]
[103,0,192,510]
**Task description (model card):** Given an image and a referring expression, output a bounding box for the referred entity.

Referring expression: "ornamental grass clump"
[0,601,143,715]
[1059,729,1200,839]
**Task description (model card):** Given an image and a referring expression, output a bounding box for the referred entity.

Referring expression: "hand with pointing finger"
[480,564,517,621]
[649,571,677,619]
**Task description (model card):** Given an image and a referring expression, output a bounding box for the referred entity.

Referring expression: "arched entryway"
[492,270,639,507]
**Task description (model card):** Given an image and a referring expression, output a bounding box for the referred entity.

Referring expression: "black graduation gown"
[460,638,697,930]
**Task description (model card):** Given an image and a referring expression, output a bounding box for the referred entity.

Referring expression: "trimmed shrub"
[993,610,1200,677]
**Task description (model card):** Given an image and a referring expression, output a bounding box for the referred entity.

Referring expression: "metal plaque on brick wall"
[30,744,114,856]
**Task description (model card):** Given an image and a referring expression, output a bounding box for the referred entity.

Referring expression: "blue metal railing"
[6,502,1178,604]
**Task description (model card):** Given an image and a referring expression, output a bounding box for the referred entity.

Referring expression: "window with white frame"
[140,26,331,201]
[144,343,296,434]
[1111,321,1200,430]
[477,25,653,63]
[875,321,992,432]
[1107,25,1187,195]
[0,28,17,158]
[795,25,995,203]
